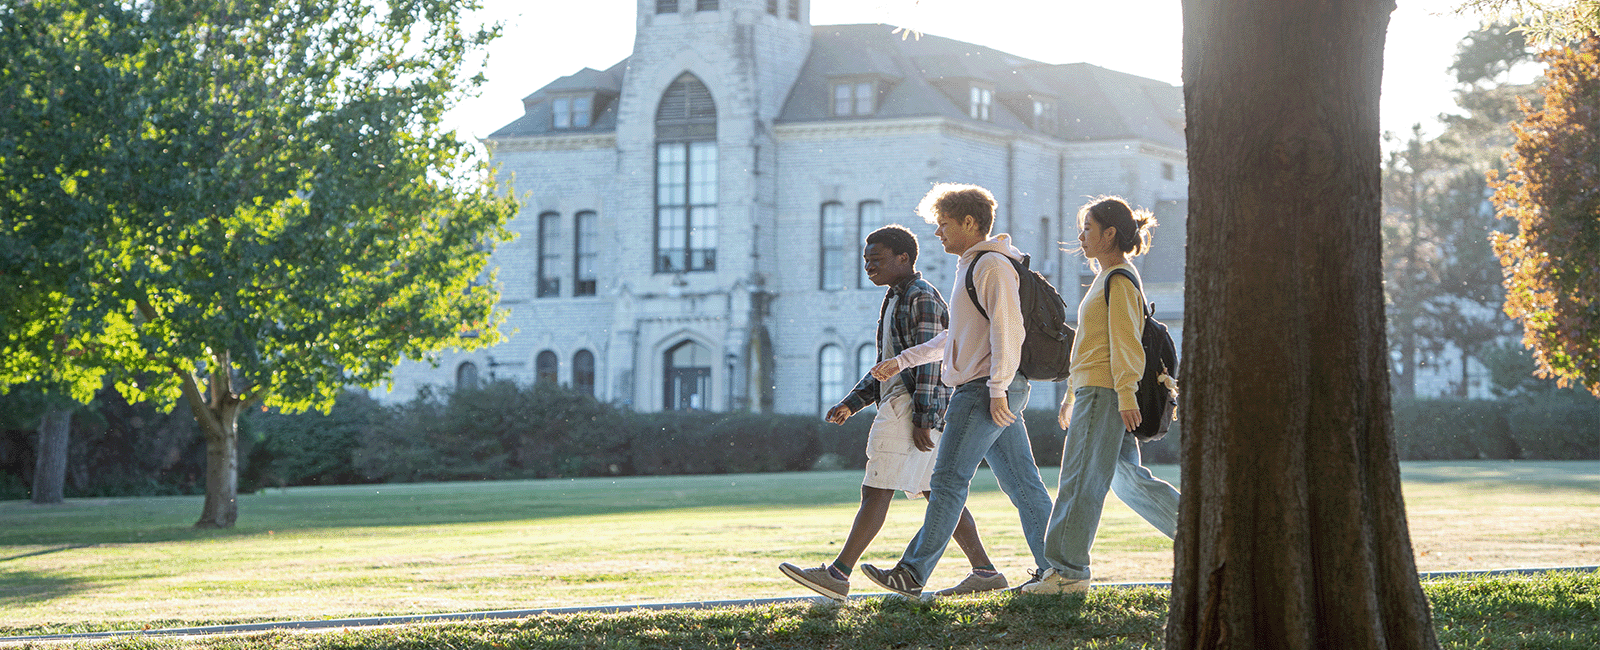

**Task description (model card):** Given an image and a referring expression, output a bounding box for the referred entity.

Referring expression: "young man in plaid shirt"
[779,225,1007,600]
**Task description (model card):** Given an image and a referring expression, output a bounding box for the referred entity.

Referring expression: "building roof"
[492,24,1184,149]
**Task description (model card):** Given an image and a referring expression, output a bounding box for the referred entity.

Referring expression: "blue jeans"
[1043,385,1181,580]
[899,375,1054,584]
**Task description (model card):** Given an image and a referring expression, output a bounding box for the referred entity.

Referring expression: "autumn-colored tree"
[1490,33,1600,397]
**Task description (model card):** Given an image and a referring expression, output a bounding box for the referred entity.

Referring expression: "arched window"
[819,344,846,415]
[574,211,598,296]
[536,350,558,385]
[573,349,596,396]
[665,340,712,410]
[456,362,479,390]
[819,202,847,290]
[854,343,879,413]
[538,212,561,297]
[857,200,884,288]
[656,73,717,273]
[857,343,877,382]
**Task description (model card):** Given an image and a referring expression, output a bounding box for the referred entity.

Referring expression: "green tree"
[1490,34,1600,397]
[1,0,517,527]
[1382,24,1535,398]
[1,0,154,503]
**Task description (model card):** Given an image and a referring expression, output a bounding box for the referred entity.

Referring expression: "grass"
[0,460,1595,640]
[5,572,1598,649]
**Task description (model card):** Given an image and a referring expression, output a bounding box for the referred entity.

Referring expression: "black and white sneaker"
[860,562,924,598]
[1009,568,1047,593]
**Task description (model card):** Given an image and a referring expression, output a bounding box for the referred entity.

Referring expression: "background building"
[379,0,1189,413]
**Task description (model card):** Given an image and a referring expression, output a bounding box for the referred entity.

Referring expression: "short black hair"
[866,224,918,266]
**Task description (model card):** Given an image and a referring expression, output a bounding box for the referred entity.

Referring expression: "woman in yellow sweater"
[1021,197,1182,594]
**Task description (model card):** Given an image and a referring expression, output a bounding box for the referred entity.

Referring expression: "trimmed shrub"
[1391,398,1519,460]
[1507,392,1600,459]
[242,391,383,489]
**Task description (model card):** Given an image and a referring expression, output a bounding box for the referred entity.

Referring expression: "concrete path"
[1,566,1593,644]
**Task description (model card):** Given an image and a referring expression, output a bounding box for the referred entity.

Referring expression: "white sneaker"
[1017,567,1090,594]
[931,570,1008,597]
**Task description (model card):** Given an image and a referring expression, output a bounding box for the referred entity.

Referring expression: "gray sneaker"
[779,562,849,600]
[931,570,1008,597]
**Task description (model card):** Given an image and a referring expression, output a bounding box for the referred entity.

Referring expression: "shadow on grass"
[0,545,93,563]
[473,590,1168,650]
[0,569,89,608]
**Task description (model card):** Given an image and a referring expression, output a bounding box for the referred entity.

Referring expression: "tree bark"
[31,407,71,505]
[182,351,244,529]
[1170,2,1439,649]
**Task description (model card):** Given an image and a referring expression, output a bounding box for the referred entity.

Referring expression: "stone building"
[379,0,1189,413]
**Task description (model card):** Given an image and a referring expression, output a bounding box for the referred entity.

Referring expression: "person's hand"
[1121,408,1142,432]
[825,403,853,425]
[912,427,935,452]
[990,395,1016,426]
[870,358,901,381]
[1057,395,1073,430]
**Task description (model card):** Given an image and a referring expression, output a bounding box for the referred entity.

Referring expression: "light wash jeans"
[899,375,1054,584]
[1043,385,1181,581]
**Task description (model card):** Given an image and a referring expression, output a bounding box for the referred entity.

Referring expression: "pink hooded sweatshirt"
[890,234,1027,398]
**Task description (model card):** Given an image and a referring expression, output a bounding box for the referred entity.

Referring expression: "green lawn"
[1,461,1596,638]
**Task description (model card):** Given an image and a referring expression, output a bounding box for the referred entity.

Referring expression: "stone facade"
[378,0,1190,414]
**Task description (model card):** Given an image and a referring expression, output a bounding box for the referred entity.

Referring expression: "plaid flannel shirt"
[840,273,952,430]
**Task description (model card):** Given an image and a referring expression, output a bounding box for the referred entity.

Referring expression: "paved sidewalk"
[2,566,1593,644]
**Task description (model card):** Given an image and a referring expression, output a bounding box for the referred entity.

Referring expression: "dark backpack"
[1105,268,1178,442]
[964,250,1075,382]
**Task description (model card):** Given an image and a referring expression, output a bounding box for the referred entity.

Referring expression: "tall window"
[536,350,558,385]
[767,0,777,15]
[969,86,993,121]
[665,340,712,410]
[832,81,875,116]
[819,345,846,415]
[656,73,718,273]
[456,362,479,390]
[552,95,591,129]
[574,211,598,296]
[819,202,847,290]
[857,200,884,288]
[657,0,677,14]
[538,212,561,297]
[573,350,595,396]
[787,0,798,20]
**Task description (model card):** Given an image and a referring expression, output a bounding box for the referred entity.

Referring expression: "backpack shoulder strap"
[1104,267,1148,317]
[964,250,993,321]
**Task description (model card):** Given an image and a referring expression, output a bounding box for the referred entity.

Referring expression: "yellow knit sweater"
[1068,263,1146,411]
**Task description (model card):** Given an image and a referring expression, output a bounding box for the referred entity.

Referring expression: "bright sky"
[444,0,1490,150]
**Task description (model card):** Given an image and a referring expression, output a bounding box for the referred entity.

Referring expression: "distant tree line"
[2,376,1592,500]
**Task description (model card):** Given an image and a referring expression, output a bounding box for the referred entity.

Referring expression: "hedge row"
[5,381,1594,499]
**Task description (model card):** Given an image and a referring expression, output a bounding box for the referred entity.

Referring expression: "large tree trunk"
[1170,2,1439,649]
[181,351,244,529]
[31,407,71,504]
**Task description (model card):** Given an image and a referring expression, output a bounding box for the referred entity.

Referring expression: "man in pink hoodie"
[859,183,1056,598]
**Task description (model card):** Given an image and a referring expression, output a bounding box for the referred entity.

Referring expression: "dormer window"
[551,94,592,129]
[831,80,877,117]
[1032,98,1056,130]
[969,85,993,121]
